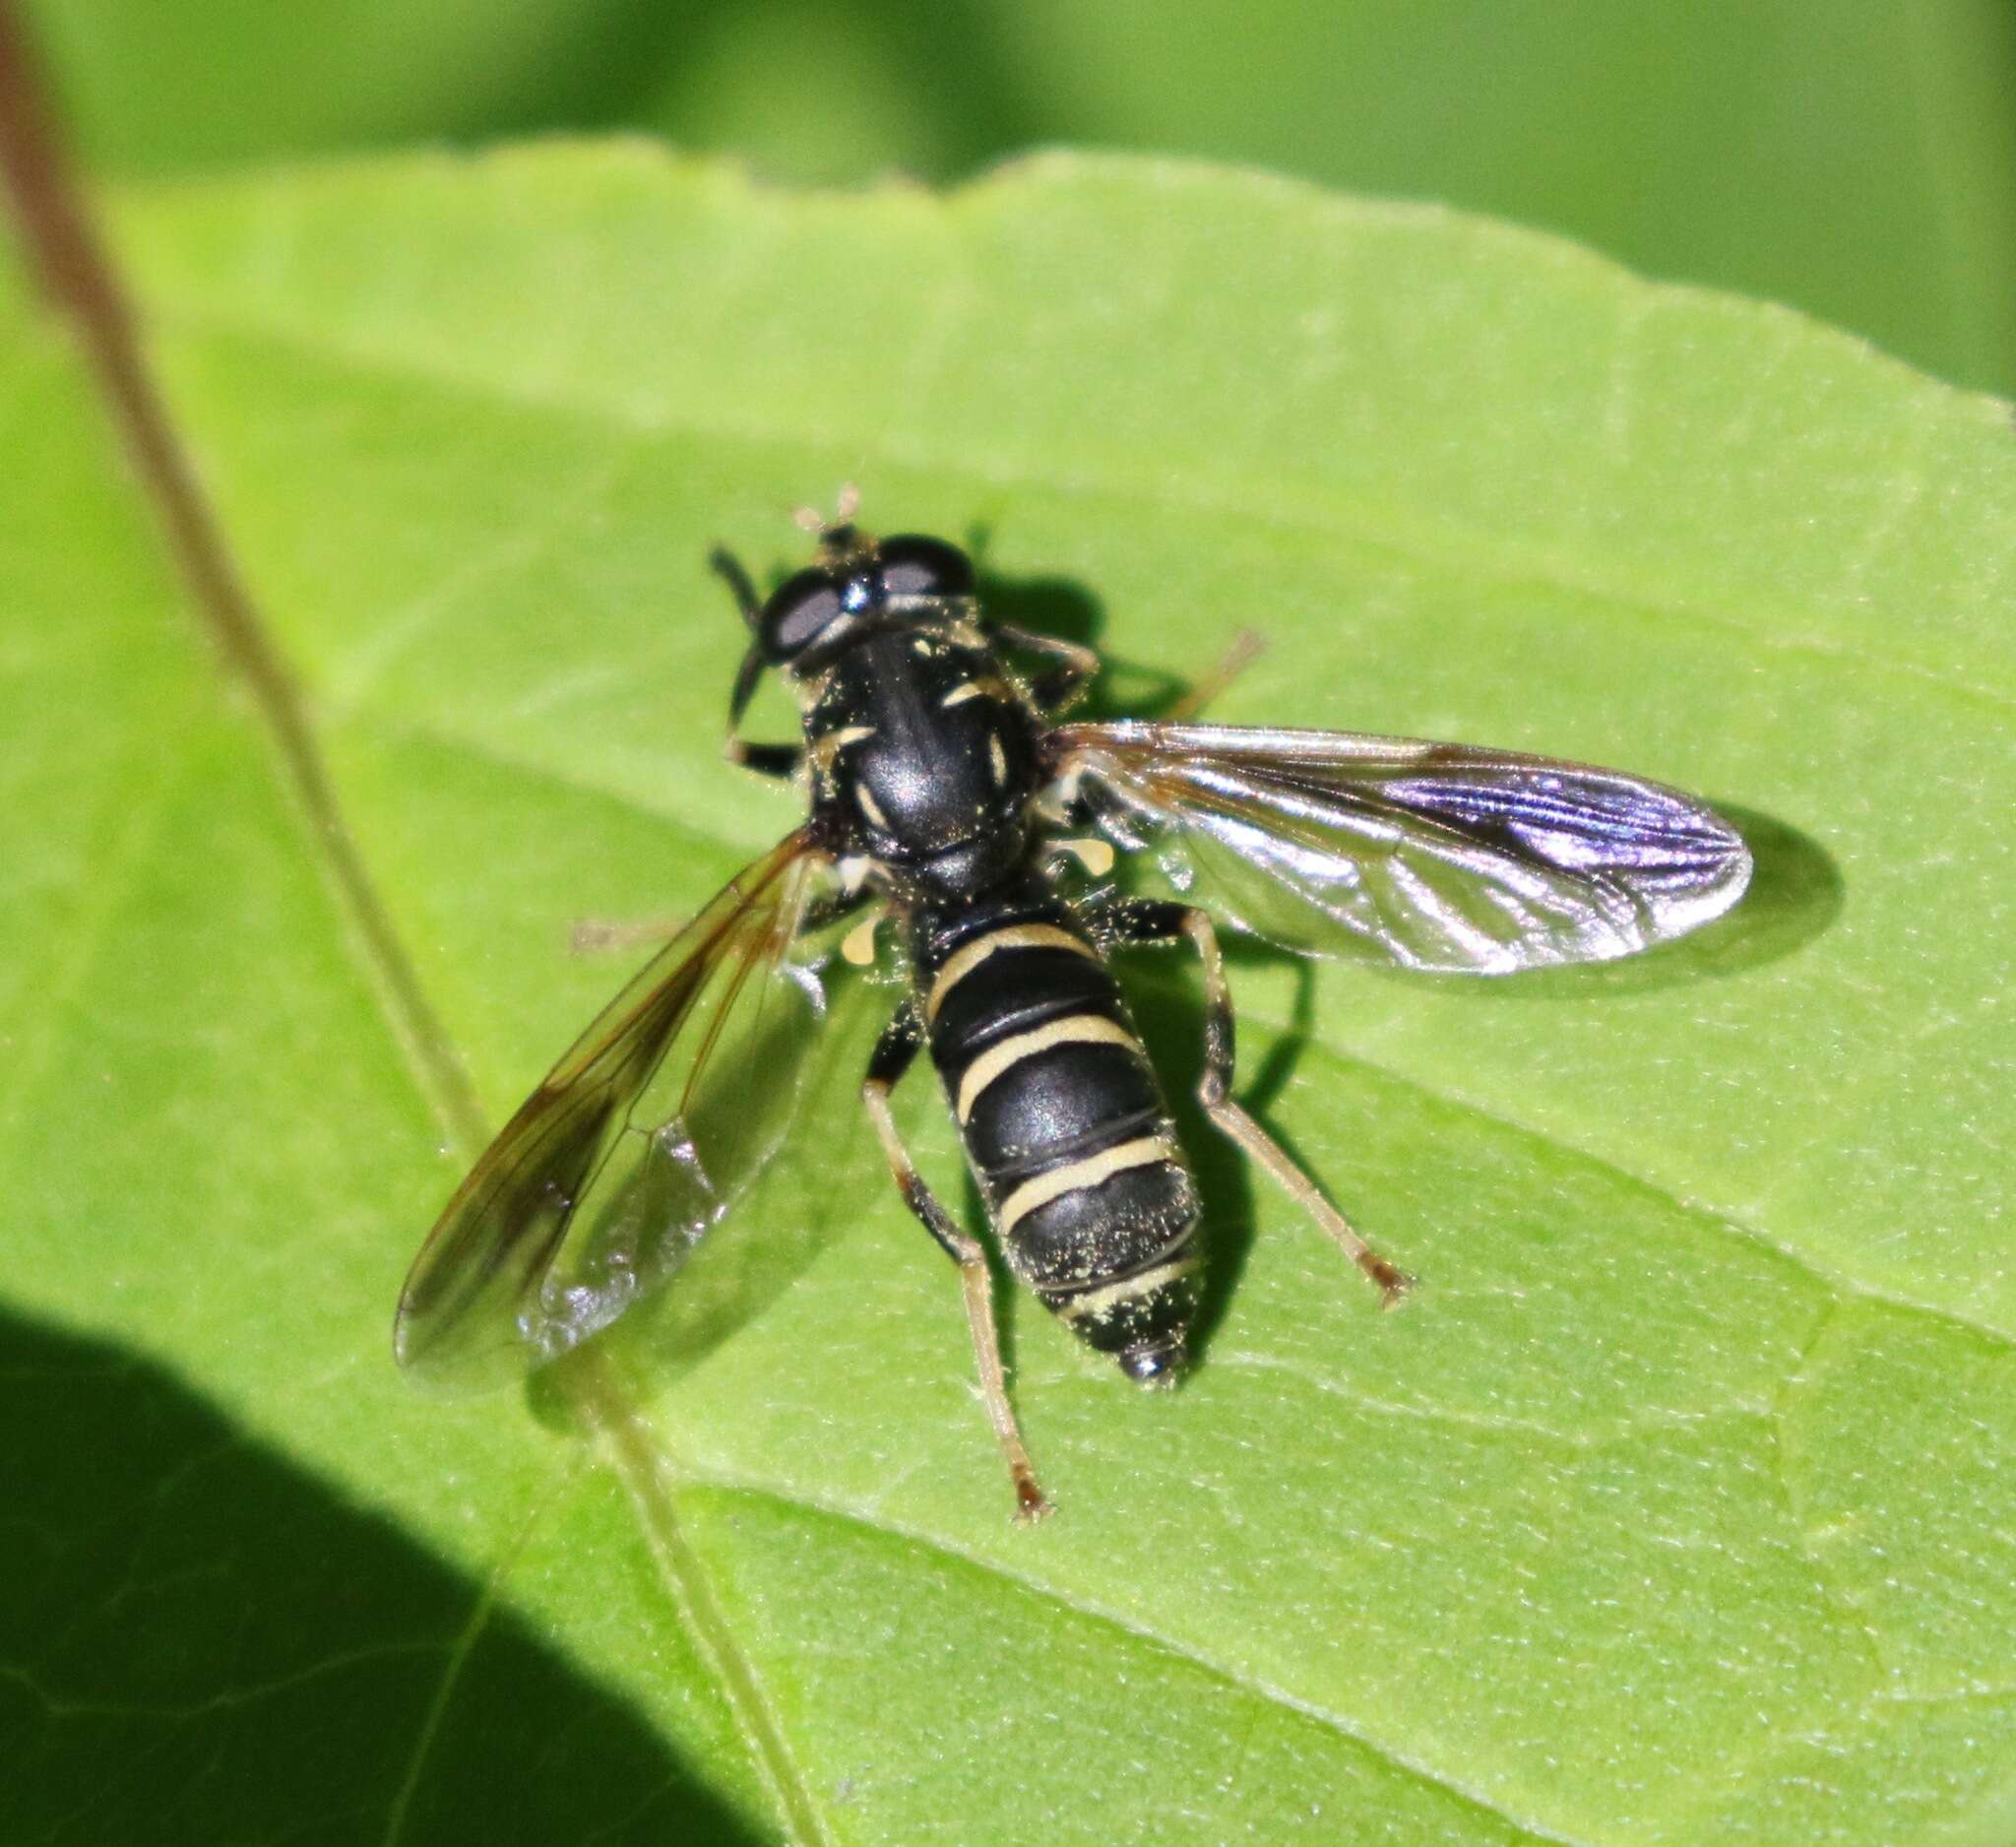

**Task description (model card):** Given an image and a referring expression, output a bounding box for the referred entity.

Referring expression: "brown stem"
[0,2,490,1156]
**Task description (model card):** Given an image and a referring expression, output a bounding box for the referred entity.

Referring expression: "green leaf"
[7,144,2016,1843]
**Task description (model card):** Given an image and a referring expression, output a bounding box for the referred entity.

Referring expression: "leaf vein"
[1230,993,2016,1355]
[686,1478,1601,1847]
[137,304,2016,727]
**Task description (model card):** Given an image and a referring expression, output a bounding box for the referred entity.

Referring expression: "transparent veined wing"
[395,829,833,1390]
[1054,721,1751,974]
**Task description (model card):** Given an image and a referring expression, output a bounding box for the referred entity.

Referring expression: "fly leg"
[1162,630,1268,722]
[710,542,764,622]
[863,1000,1053,1522]
[1095,900,1412,1305]
[711,546,802,778]
[991,621,1102,717]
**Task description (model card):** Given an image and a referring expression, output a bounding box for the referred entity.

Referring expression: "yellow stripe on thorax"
[940,675,1015,707]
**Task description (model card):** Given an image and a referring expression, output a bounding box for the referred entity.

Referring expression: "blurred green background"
[26,0,2016,397]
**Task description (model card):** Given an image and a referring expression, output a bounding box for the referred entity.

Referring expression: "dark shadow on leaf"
[1125,943,1413,1365]
[0,1304,762,1846]
[979,569,1104,648]
[1118,954,1299,1368]
[970,554,1248,724]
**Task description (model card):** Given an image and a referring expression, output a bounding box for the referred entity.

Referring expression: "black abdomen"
[911,879,1201,1381]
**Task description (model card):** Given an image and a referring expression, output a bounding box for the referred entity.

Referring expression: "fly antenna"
[792,481,862,542]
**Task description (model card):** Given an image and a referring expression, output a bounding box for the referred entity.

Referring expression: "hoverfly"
[396,510,1751,1520]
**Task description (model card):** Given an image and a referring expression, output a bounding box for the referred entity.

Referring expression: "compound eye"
[877,535,975,600]
[761,567,844,661]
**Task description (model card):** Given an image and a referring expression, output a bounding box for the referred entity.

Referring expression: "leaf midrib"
[662,1474,1604,1847]
[7,119,828,1843]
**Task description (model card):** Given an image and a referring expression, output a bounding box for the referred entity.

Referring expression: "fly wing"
[1055,721,1750,974]
[395,831,830,1390]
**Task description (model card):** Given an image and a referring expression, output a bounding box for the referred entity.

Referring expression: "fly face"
[750,527,978,670]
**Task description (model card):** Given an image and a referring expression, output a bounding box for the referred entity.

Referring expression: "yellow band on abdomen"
[955,1014,1139,1122]
[997,1134,1177,1234]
